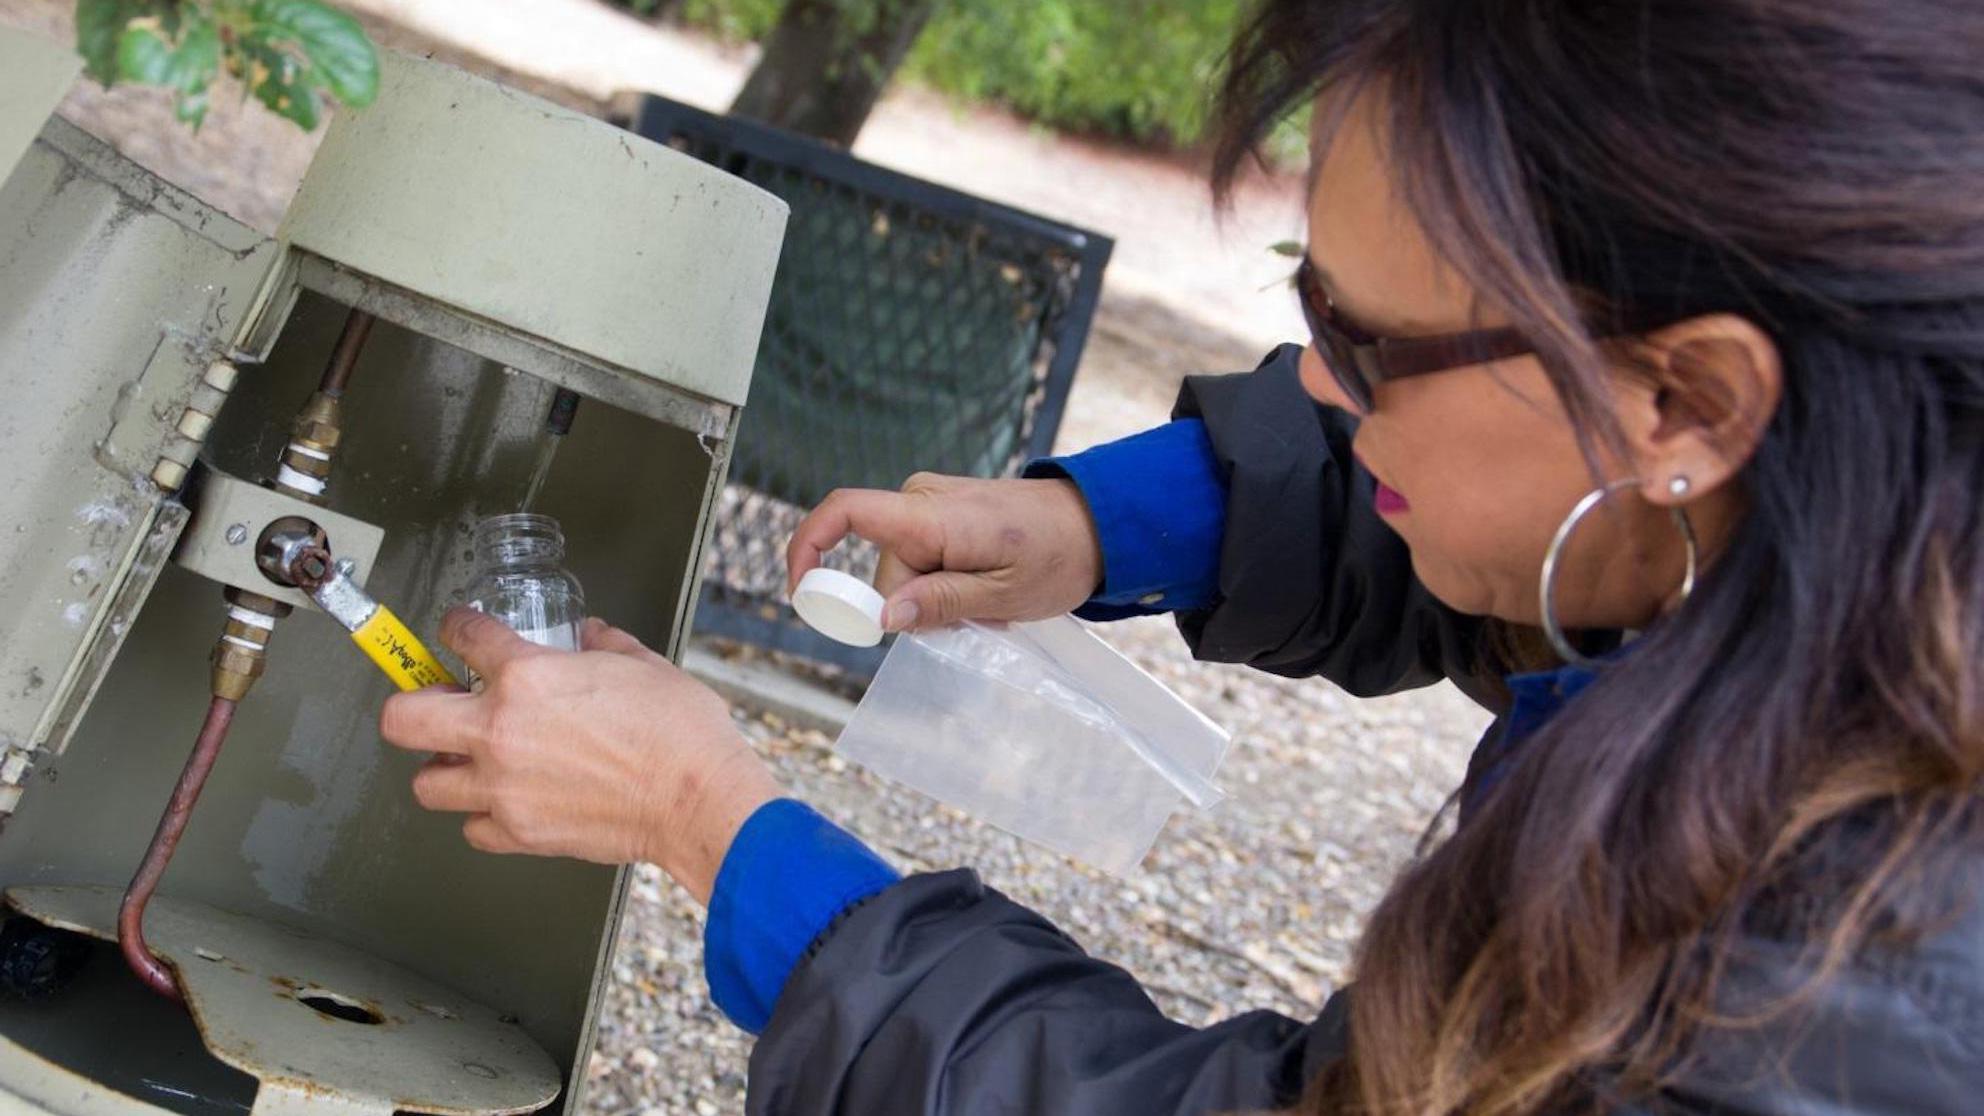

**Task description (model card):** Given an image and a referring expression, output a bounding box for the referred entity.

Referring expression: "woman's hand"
[787,473,1104,631]
[378,609,780,903]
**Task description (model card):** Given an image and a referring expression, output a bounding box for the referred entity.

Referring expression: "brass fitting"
[273,392,342,506]
[277,446,334,484]
[209,588,291,702]
[227,588,294,619]
[289,391,344,455]
[210,643,266,704]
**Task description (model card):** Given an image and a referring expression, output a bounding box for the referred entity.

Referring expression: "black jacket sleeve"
[746,870,1349,1116]
[1170,345,1494,704]
[747,869,1984,1116]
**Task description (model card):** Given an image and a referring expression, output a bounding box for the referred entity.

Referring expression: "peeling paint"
[64,555,103,586]
[76,501,131,531]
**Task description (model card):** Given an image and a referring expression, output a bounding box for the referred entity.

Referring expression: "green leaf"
[113,24,172,84]
[113,13,220,126]
[115,16,218,93]
[1268,240,1306,259]
[250,0,379,108]
[75,0,152,85]
[174,87,211,127]
[236,33,322,130]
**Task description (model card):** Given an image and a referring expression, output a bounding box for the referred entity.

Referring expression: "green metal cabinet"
[0,28,784,1116]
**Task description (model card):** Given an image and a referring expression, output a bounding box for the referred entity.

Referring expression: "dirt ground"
[0,4,1489,1113]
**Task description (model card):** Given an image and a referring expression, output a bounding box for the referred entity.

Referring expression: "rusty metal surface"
[9,886,560,1116]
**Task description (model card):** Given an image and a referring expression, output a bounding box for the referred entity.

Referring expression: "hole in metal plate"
[294,987,382,1025]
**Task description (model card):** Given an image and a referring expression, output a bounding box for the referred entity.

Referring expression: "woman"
[380,0,1983,1112]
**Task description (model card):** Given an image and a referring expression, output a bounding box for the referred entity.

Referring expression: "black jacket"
[746,346,1984,1115]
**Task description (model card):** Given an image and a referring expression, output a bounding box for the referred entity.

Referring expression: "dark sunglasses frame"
[1295,256,1537,412]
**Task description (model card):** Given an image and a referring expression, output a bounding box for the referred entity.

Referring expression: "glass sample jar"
[464,513,586,652]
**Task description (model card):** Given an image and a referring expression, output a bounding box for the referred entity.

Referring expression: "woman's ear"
[1617,313,1783,508]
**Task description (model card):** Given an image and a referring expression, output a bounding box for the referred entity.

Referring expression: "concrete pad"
[684,643,856,737]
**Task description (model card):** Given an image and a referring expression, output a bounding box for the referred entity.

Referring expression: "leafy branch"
[75,0,379,131]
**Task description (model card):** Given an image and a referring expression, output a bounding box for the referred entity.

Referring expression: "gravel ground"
[586,625,1489,1115]
[1,4,1493,1111]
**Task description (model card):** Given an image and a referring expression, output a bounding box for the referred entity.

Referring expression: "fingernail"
[884,600,919,632]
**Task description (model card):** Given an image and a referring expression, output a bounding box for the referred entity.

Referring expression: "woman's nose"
[1298,344,1367,416]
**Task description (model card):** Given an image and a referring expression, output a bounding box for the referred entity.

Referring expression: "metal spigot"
[283,549,458,694]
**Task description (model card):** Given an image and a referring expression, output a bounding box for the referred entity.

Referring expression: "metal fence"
[625,94,1115,678]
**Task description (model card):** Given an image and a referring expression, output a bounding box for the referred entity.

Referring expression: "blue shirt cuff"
[1025,418,1226,616]
[703,798,901,1034]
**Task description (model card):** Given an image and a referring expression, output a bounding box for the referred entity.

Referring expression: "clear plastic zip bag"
[835,615,1230,876]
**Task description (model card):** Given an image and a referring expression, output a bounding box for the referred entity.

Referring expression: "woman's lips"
[1355,452,1410,515]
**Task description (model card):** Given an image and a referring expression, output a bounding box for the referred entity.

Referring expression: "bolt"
[225,524,249,546]
[292,547,333,589]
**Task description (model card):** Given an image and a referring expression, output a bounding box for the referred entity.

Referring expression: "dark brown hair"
[1213,2,1984,1112]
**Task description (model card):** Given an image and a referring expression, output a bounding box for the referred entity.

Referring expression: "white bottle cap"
[791,568,887,648]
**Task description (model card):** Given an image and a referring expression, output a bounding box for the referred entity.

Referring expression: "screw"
[225,524,249,546]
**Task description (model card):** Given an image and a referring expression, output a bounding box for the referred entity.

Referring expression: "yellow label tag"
[353,608,459,692]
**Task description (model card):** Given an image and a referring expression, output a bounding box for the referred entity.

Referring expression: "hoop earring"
[1539,479,1698,667]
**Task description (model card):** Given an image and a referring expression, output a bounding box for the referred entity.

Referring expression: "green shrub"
[632,0,1270,150]
[904,0,1244,147]
[74,0,379,130]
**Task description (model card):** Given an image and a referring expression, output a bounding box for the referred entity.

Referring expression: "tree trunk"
[728,0,939,147]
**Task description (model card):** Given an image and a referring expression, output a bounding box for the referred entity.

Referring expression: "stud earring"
[1668,475,1692,498]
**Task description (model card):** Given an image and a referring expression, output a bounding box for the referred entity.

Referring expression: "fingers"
[412,768,525,856]
[883,570,1005,631]
[411,756,485,813]
[872,548,925,598]
[379,685,483,756]
[439,607,546,680]
[462,815,524,855]
[581,617,662,661]
[786,488,940,595]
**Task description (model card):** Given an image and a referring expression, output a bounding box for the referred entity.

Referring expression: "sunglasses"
[1294,256,1537,412]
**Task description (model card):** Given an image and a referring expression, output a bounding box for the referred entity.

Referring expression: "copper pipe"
[118,696,239,1002]
[319,309,376,398]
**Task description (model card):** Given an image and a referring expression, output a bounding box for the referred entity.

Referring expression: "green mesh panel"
[628,96,1109,671]
[735,184,1051,508]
